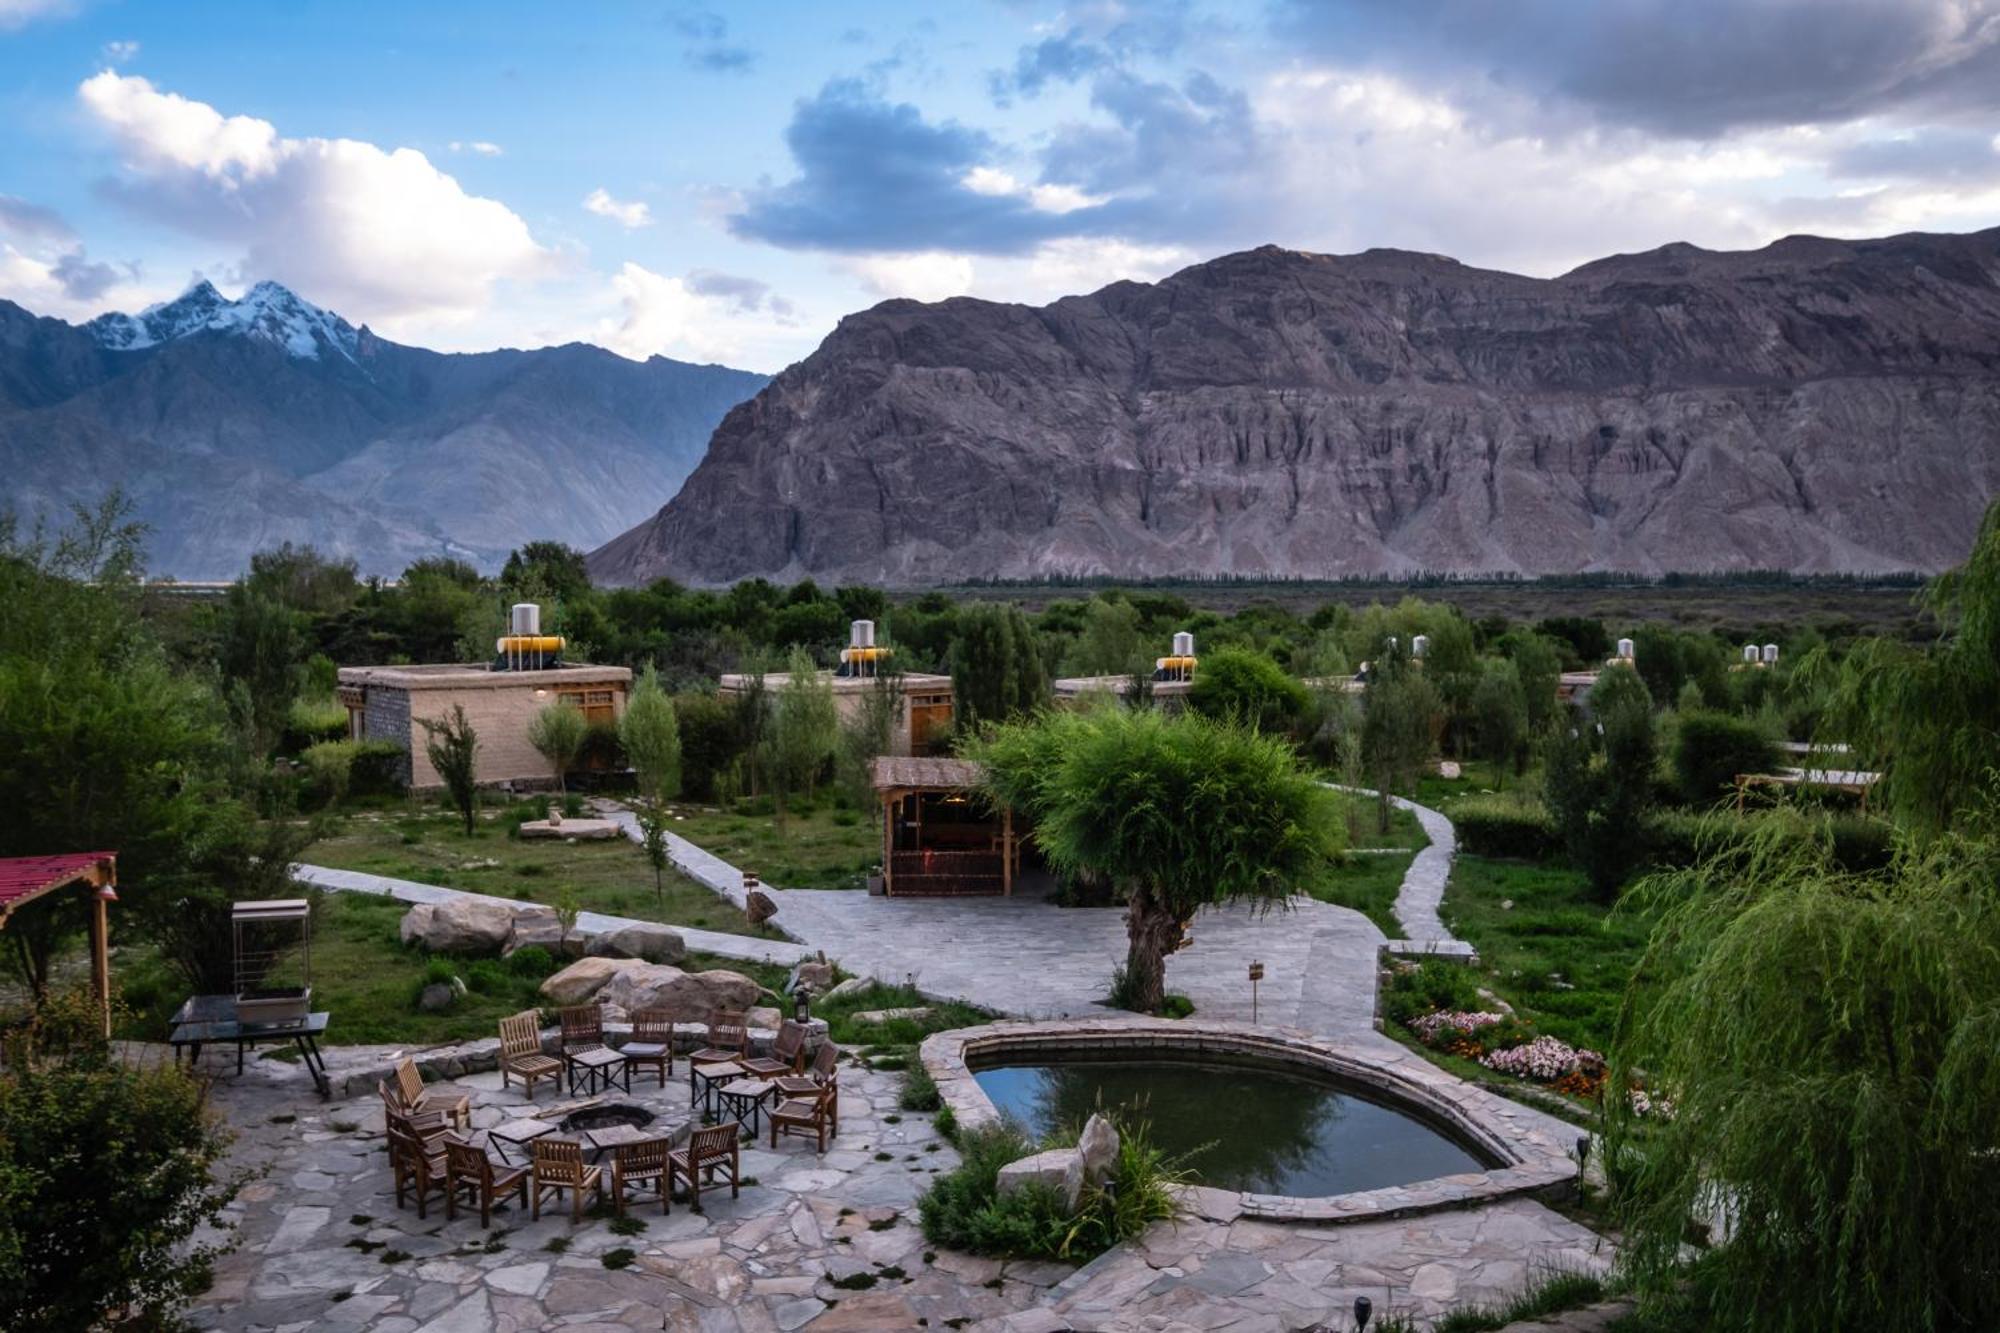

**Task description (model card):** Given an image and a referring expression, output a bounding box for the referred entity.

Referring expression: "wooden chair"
[610,1136,673,1216]
[621,1008,675,1088]
[741,1019,809,1078]
[380,1081,451,1148]
[444,1139,528,1228]
[499,1011,562,1100]
[773,1041,840,1135]
[767,1070,837,1153]
[687,1008,749,1096]
[387,1119,452,1219]
[559,1004,608,1094]
[668,1123,741,1211]
[395,1055,471,1130]
[530,1138,604,1223]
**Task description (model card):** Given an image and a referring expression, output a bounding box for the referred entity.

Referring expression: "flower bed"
[1383,959,1615,1103]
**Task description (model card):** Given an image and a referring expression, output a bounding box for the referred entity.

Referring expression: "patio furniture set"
[378,1004,843,1227]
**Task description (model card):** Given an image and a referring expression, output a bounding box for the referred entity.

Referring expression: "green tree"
[1544,665,1655,898]
[1671,710,1777,805]
[620,666,683,904]
[1508,632,1564,739]
[950,603,1048,731]
[771,647,839,816]
[1610,831,2000,1332]
[527,699,587,795]
[976,708,1341,1014]
[214,586,307,755]
[1361,645,1441,832]
[1186,646,1312,735]
[501,541,592,602]
[419,705,480,834]
[1421,617,1481,756]
[1471,658,1528,785]
[1063,597,1146,676]
[135,806,321,996]
[838,669,904,810]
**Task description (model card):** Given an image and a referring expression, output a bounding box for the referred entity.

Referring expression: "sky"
[2,0,1998,373]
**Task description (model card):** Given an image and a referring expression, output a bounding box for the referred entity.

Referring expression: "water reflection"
[971,1057,1488,1196]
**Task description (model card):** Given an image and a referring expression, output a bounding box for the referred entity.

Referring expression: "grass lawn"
[114,891,799,1047]
[663,796,882,890]
[307,800,779,940]
[1440,854,1656,1054]
[1302,793,1427,936]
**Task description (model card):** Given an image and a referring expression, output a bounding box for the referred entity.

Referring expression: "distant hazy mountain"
[592,228,2000,587]
[0,281,766,578]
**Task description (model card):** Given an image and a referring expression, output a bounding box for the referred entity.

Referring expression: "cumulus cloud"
[685,268,794,316]
[76,71,549,328]
[1272,0,2000,139]
[449,140,503,156]
[841,250,976,302]
[597,261,798,366]
[583,187,653,228]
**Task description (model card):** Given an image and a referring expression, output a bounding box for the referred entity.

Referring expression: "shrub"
[1381,957,1483,1027]
[900,1063,941,1112]
[1671,710,1777,805]
[1186,646,1312,736]
[506,946,555,978]
[348,740,407,796]
[301,739,358,805]
[1453,796,1562,860]
[1646,809,1898,875]
[281,696,349,755]
[463,960,511,995]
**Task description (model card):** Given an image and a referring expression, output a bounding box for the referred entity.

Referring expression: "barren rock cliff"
[591,229,2000,586]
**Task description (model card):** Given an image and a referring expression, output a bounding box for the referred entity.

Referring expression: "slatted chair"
[621,1008,675,1088]
[610,1136,673,1216]
[767,1066,837,1153]
[667,1123,741,1211]
[498,1011,562,1099]
[380,1080,451,1148]
[530,1138,604,1223]
[559,1004,608,1094]
[444,1139,529,1228]
[772,1041,840,1135]
[687,1008,750,1096]
[395,1055,472,1131]
[387,1118,453,1219]
[740,1019,809,1079]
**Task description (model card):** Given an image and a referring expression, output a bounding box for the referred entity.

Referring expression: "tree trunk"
[1122,886,1185,1014]
[1376,785,1392,834]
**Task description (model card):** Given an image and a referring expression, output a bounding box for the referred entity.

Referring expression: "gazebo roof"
[870,756,986,792]
[0,852,117,920]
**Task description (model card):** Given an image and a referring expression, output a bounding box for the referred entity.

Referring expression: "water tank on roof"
[511,602,541,636]
[1762,643,1779,664]
[1412,634,1430,659]
[1616,638,1636,661]
[1172,631,1195,657]
[1743,643,1760,663]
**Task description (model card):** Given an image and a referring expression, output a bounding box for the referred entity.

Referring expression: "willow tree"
[1608,826,2000,1331]
[974,707,1341,1014]
[527,699,586,795]
[620,665,681,902]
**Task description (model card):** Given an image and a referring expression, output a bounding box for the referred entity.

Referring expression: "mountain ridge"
[590,226,2000,587]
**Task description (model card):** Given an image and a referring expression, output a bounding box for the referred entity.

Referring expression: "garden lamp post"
[1354,1295,1372,1330]
[794,984,811,1024]
[1247,959,1265,1023]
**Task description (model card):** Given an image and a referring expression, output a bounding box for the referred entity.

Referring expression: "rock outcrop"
[592,229,2000,584]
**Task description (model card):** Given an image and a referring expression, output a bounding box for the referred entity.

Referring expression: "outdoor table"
[581,1122,652,1162]
[567,1046,631,1097]
[715,1077,775,1136]
[691,1060,745,1117]
[168,995,331,1097]
[488,1117,558,1165]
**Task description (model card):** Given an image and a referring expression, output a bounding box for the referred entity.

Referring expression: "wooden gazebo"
[870,757,1018,897]
[0,852,119,1036]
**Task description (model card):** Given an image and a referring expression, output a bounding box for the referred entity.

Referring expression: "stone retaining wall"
[920,1017,1578,1226]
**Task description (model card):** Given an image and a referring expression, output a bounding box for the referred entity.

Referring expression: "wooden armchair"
[395,1055,471,1130]
[530,1138,603,1223]
[380,1080,451,1147]
[610,1136,673,1216]
[387,1118,453,1219]
[768,1068,837,1153]
[687,1008,749,1095]
[741,1019,809,1079]
[498,1011,562,1099]
[668,1123,741,1211]
[773,1041,840,1135]
[621,1008,675,1087]
[444,1139,528,1228]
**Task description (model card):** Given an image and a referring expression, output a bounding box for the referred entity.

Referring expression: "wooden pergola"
[0,852,119,1037]
[870,756,1018,897]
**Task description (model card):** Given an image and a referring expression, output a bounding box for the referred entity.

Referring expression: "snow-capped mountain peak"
[87,279,360,362]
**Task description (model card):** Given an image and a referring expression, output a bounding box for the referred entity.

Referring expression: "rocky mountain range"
[591,228,2000,587]
[0,281,765,578]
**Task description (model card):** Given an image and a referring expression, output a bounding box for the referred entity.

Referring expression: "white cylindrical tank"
[851,619,875,648]
[1172,631,1195,657]
[1616,637,1636,661]
[1762,643,1779,664]
[1743,643,1759,663]
[1411,634,1430,659]
[511,602,540,636]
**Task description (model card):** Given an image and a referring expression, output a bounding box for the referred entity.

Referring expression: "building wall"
[361,687,414,786]
[383,685,625,790]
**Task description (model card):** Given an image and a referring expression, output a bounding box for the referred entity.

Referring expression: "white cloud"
[0,243,166,321]
[842,250,976,301]
[959,166,1101,214]
[583,187,653,229]
[0,0,71,29]
[449,140,503,156]
[76,71,550,328]
[102,39,140,63]
[595,261,802,367]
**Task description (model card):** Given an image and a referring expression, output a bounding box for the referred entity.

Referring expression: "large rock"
[539,956,644,1007]
[997,1149,1084,1212]
[399,897,515,955]
[786,960,835,995]
[819,977,873,1004]
[502,907,571,958]
[587,923,687,964]
[597,964,764,1022]
[517,817,622,841]
[1075,1113,1120,1192]
[590,231,2000,589]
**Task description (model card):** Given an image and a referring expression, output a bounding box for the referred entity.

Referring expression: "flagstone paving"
[188,795,1613,1331]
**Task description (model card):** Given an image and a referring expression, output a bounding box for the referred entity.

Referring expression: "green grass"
[308,798,779,939]
[1440,854,1657,1054]
[114,890,797,1047]
[663,796,881,890]
[1302,794,1426,936]
[1431,1268,1609,1333]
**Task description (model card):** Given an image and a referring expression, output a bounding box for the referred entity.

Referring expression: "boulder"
[417,982,456,1013]
[518,817,622,841]
[502,907,569,958]
[746,889,777,926]
[587,923,687,964]
[787,959,836,995]
[851,1007,931,1026]
[747,1005,784,1033]
[399,896,515,955]
[997,1149,1084,1211]
[539,956,645,1006]
[1075,1113,1120,1191]
[598,964,764,1023]
[819,977,872,1004]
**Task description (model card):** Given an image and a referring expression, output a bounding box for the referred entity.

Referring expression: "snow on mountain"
[86,279,361,362]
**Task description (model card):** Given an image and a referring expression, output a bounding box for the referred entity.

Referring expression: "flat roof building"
[718,620,955,756]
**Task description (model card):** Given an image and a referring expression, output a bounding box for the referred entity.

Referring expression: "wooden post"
[1002,806,1014,897]
[882,791,894,896]
[88,875,112,1039]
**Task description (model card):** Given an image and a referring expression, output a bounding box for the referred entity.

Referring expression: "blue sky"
[3,1,1998,372]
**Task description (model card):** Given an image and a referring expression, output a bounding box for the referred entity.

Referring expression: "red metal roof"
[0,852,116,914]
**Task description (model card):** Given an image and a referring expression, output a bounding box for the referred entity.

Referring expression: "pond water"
[971,1054,1493,1197]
